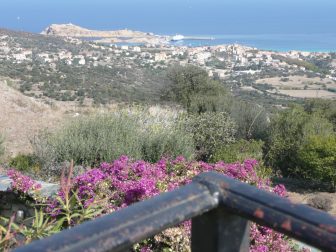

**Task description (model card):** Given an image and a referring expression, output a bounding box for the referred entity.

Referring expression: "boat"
[171,34,185,41]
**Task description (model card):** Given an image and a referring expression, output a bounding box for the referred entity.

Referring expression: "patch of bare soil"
[273,177,336,216]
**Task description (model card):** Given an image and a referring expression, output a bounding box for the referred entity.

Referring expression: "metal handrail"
[14,172,336,252]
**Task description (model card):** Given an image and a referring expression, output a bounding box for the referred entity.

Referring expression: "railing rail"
[14,172,336,252]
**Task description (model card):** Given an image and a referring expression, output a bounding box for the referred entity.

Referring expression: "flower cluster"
[7,156,306,251]
[7,169,41,193]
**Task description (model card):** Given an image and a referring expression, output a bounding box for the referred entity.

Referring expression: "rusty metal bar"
[14,172,336,252]
[14,182,218,252]
[194,172,336,252]
[192,208,250,252]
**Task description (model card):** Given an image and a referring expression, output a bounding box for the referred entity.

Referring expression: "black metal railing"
[14,172,336,252]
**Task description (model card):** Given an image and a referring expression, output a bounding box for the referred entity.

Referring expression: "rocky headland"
[41,23,168,44]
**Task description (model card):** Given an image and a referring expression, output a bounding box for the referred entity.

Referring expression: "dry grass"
[277,89,336,98]
[256,75,336,99]
[0,78,85,158]
[256,75,336,89]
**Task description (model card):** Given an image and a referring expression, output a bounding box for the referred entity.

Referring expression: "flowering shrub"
[7,169,41,193]
[6,157,307,251]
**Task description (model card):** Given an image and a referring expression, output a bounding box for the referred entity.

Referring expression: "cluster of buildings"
[1,33,335,82]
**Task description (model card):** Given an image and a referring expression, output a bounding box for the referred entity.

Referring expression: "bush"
[141,127,194,163]
[304,99,336,130]
[8,154,40,173]
[229,100,269,140]
[32,108,195,175]
[33,113,142,172]
[211,139,264,163]
[266,106,334,177]
[183,112,236,160]
[296,135,336,188]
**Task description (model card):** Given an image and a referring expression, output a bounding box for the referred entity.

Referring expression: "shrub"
[266,106,334,177]
[229,100,269,140]
[304,99,336,131]
[141,127,194,163]
[183,112,236,160]
[307,194,333,212]
[32,113,143,173]
[33,108,195,175]
[211,139,264,163]
[296,135,336,188]
[8,154,40,173]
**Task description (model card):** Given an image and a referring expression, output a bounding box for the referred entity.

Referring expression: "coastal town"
[1,26,336,105]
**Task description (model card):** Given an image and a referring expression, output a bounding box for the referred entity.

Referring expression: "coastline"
[40,24,336,53]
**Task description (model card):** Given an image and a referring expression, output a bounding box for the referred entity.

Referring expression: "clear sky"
[1,0,336,35]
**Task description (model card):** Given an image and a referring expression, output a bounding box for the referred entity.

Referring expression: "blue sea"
[169,34,336,52]
[1,0,336,52]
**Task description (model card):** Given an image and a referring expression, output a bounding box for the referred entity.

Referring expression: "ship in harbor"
[171,34,185,41]
[170,34,215,42]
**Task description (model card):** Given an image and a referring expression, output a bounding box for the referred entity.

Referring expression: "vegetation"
[272,55,325,73]
[165,65,229,113]
[0,29,166,105]
[9,154,40,173]
[165,65,270,141]
[211,139,264,163]
[32,108,195,176]
[229,100,269,140]
[183,112,236,160]
[266,105,336,188]
[1,28,335,252]
[297,135,336,188]
[3,158,296,251]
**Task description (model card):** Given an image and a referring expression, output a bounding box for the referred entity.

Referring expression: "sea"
[1,0,336,52]
[168,34,336,52]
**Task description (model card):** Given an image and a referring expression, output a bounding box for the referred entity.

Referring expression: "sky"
[1,0,336,35]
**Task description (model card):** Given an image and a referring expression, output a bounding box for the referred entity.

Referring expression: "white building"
[13,53,26,62]
[133,46,141,52]
[154,53,167,61]
[78,58,86,65]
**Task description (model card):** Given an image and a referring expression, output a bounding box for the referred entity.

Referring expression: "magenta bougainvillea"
[7,169,41,193]
[7,157,305,251]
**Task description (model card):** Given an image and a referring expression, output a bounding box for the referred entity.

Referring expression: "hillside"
[0,78,66,157]
[0,28,167,105]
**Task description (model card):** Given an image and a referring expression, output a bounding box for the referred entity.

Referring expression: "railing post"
[192,208,250,252]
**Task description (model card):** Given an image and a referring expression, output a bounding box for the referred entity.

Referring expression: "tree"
[165,65,228,113]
